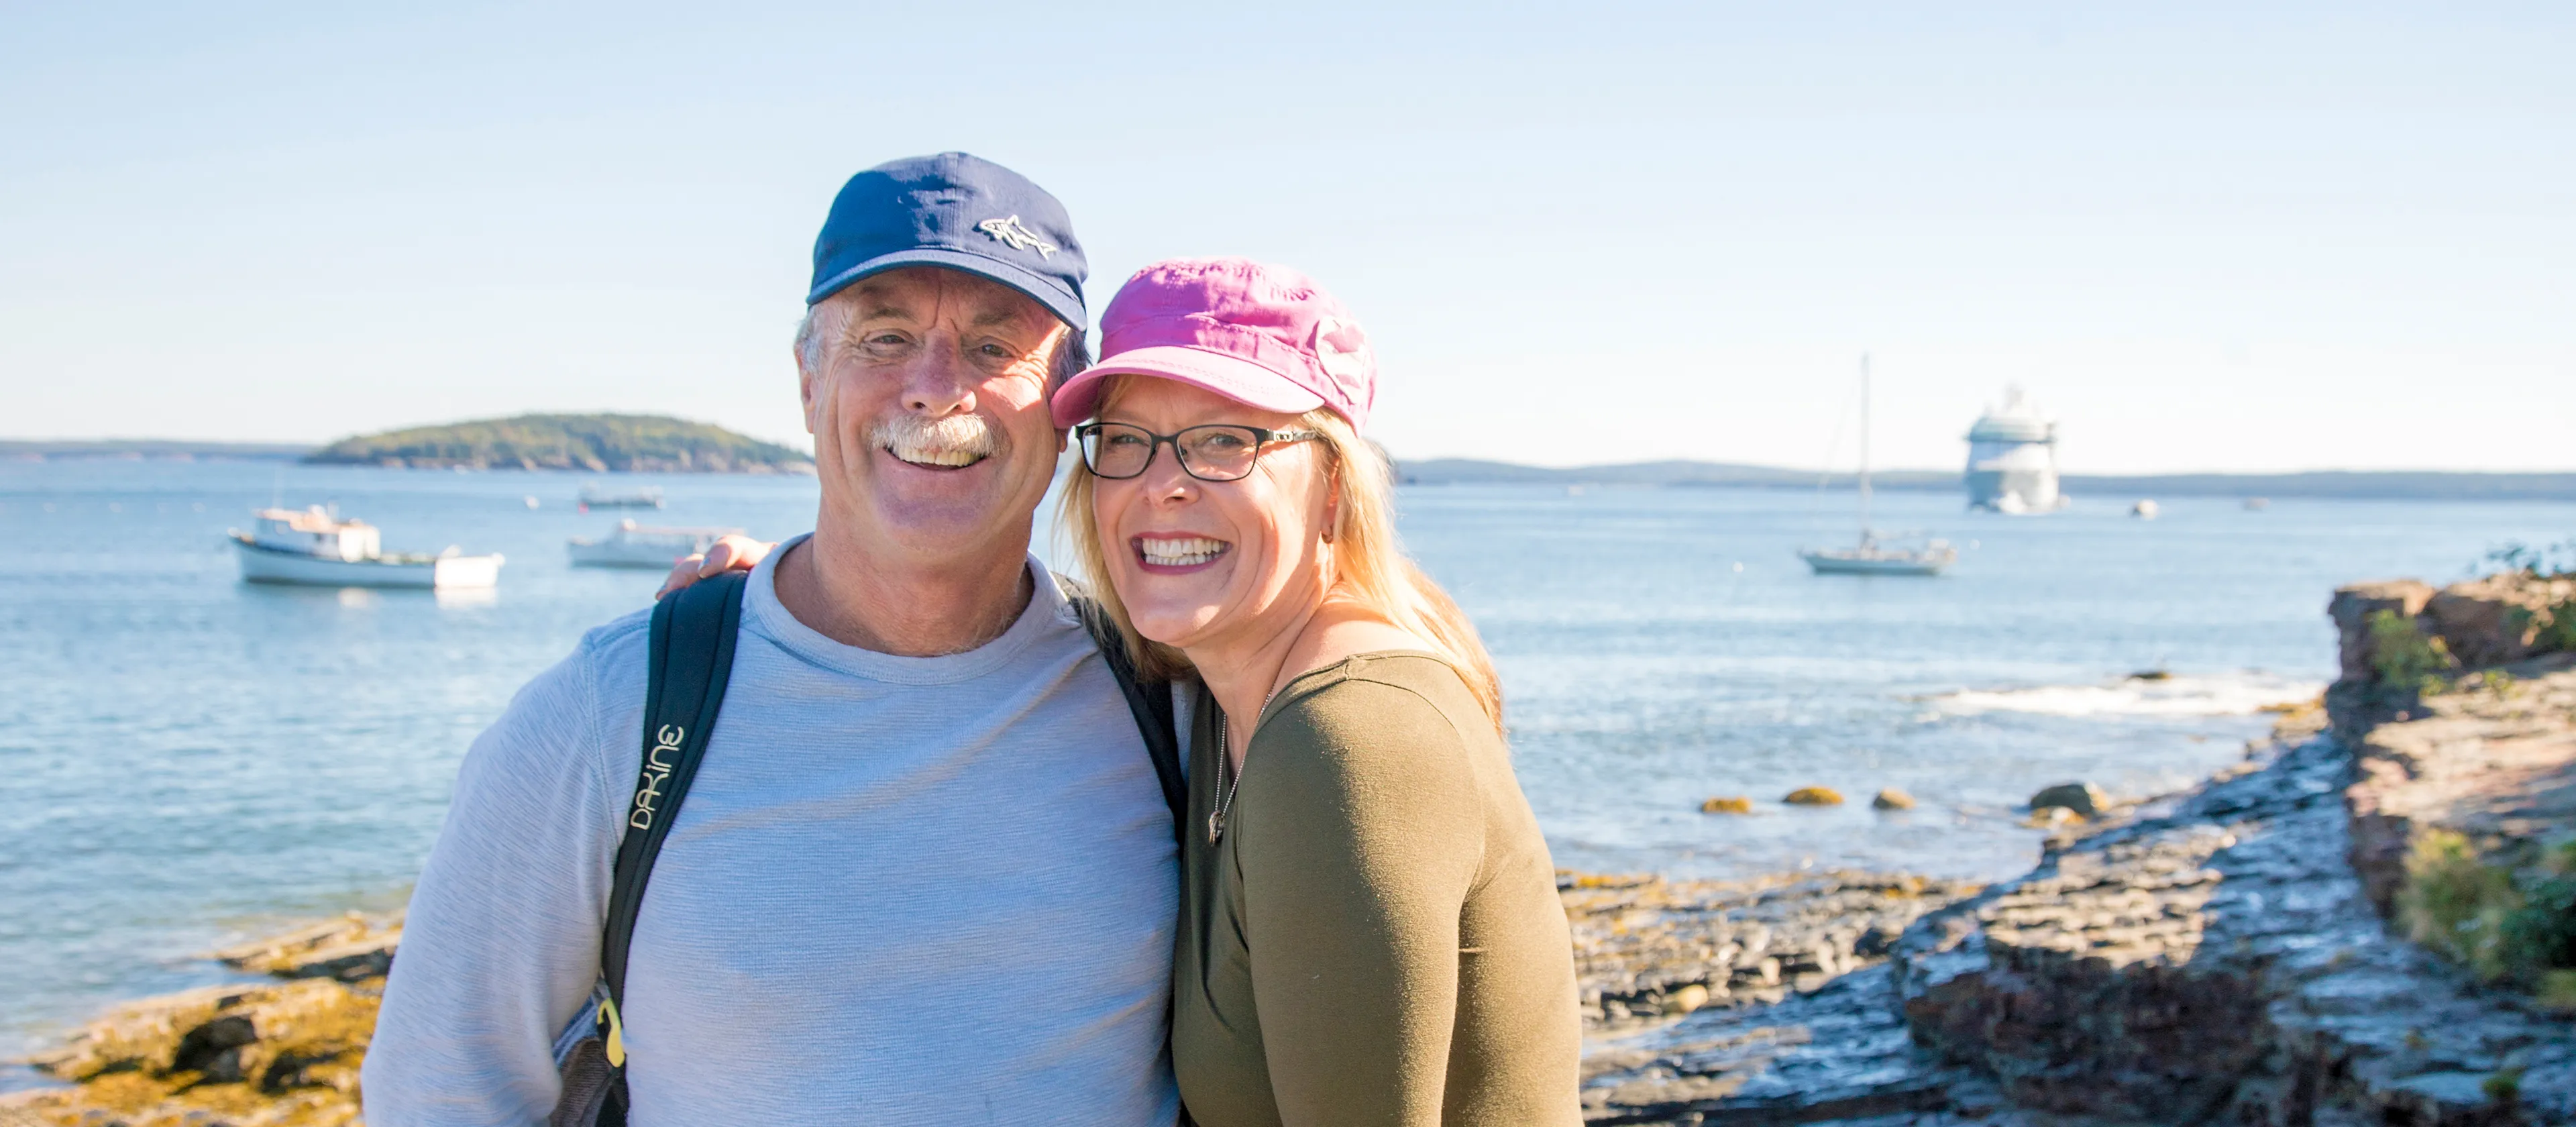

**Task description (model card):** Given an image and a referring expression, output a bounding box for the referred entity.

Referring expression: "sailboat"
[1799,355,1957,577]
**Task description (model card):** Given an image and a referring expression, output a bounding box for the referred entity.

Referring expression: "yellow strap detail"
[599,998,627,1068]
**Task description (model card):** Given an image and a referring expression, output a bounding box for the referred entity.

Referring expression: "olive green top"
[1173,653,1581,1127]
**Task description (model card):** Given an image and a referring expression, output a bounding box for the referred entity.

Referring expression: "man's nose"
[900,334,976,415]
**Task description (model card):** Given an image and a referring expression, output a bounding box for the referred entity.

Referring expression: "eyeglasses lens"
[1179,427,1260,480]
[1083,425,1265,482]
[1085,425,1155,478]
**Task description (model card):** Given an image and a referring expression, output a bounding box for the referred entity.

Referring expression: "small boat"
[578,484,664,510]
[568,520,743,569]
[2132,499,2160,520]
[1801,533,1958,576]
[230,506,504,589]
[1801,355,1955,577]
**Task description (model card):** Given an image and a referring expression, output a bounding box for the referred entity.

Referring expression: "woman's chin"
[1120,604,1222,651]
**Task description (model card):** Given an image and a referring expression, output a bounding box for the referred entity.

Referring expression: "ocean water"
[5,457,2572,1063]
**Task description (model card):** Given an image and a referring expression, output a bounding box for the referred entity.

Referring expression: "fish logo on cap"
[976,215,1058,259]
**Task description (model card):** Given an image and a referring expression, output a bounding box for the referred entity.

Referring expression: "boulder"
[1699,795,1753,814]
[1872,788,1917,810]
[1783,786,1844,806]
[2027,782,2105,817]
[2426,574,2576,669]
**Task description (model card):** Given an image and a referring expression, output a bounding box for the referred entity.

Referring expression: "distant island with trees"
[7,425,2570,499]
[1394,458,2576,501]
[302,413,814,473]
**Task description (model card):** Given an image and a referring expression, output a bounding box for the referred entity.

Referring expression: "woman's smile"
[1134,534,1232,572]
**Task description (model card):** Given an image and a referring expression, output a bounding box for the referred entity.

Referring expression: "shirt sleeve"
[361,640,624,1126]
[1234,676,1487,1127]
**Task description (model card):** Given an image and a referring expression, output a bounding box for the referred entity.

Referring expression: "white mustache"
[868,413,998,466]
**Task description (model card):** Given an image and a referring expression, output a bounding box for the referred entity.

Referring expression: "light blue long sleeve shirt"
[363,541,1181,1126]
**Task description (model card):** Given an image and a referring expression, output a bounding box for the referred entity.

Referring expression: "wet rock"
[213,913,401,982]
[1782,787,1843,806]
[1871,789,1915,811]
[1699,796,1753,814]
[1562,869,1978,1040]
[2026,781,2105,817]
[11,934,384,1126]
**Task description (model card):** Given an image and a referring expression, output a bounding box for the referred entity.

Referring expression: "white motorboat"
[1801,355,1956,578]
[229,506,504,589]
[568,520,743,569]
[579,484,664,510]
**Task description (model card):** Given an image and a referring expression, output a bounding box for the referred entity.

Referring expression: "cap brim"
[1051,345,1329,428]
[807,246,1086,330]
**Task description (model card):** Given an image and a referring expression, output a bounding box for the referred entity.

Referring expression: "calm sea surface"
[5,458,2572,1062]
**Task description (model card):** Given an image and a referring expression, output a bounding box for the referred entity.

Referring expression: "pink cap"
[1051,257,1376,431]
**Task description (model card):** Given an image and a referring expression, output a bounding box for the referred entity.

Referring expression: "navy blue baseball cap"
[807,152,1088,329]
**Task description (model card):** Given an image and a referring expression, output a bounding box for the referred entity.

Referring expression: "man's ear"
[798,353,821,434]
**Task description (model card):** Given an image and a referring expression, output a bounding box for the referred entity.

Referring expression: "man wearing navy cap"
[364,154,1183,1125]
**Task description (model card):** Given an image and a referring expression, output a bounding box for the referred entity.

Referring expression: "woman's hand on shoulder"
[657,535,775,598]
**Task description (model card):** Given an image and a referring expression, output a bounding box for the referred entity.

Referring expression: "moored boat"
[1801,535,1960,576]
[568,520,743,569]
[1801,356,1956,577]
[578,484,664,510]
[229,506,504,589]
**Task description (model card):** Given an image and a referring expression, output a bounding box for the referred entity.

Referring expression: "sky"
[3,2,2569,473]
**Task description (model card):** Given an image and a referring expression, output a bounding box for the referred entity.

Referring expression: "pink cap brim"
[1051,344,1329,427]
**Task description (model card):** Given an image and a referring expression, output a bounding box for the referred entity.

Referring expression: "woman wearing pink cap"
[663,258,1581,1122]
[1055,258,1579,1125]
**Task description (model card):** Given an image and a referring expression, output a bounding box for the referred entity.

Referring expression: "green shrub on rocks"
[2401,835,2576,998]
[2399,830,2520,977]
[2367,610,2458,694]
[2533,598,2576,653]
[2499,843,2576,998]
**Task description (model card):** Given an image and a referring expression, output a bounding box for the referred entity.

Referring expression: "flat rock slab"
[1564,871,1982,1033]
[2347,656,2576,913]
[1890,716,2576,1126]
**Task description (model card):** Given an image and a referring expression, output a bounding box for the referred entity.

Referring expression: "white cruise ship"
[1964,387,2070,514]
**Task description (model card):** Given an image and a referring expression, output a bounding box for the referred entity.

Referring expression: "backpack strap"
[598,570,749,1063]
[1059,576,1187,844]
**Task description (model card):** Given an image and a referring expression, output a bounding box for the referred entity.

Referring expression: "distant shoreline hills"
[9,431,2571,500]
[1396,458,2576,501]
[6,415,815,474]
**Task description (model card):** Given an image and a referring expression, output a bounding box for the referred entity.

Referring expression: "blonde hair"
[1060,380,1504,730]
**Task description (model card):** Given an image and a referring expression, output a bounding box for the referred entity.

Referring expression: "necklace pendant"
[1207,810,1226,846]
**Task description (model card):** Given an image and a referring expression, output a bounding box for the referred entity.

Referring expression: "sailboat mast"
[1858,354,1872,538]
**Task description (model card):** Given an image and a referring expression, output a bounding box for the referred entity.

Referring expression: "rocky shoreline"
[12,573,2571,1126]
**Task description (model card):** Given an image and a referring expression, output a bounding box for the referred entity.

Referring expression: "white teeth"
[1139,536,1228,567]
[887,443,982,468]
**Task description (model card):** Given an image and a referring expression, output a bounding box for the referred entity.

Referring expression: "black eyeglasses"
[1075,422,1322,482]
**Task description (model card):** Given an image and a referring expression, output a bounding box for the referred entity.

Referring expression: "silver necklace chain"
[1207,688,1276,847]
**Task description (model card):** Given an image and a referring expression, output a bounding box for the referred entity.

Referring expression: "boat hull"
[233,537,503,589]
[568,541,693,569]
[1799,550,1953,577]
